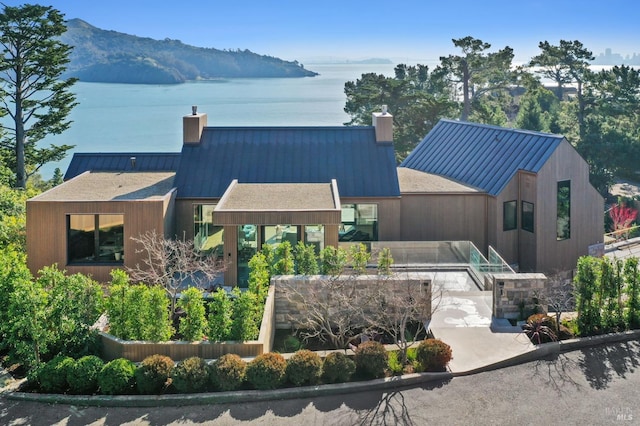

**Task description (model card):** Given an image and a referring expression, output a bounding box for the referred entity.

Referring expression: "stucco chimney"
[183,105,207,144]
[372,105,393,143]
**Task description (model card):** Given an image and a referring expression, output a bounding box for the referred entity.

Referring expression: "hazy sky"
[2,1,638,64]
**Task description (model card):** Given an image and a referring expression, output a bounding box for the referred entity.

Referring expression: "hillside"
[60,19,318,84]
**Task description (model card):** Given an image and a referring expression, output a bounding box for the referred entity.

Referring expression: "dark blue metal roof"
[65,152,181,180]
[174,126,400,198]
[400,119,564,196]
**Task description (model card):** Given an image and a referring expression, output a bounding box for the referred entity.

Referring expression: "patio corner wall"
[490,273,547,319]
[100,285,276,362]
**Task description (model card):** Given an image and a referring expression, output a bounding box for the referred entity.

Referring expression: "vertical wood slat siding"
[399,193,487,252]
[101,285,275,362]
[27,196,171,283]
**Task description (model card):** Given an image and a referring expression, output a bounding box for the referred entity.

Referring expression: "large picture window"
[339,204,378,242]
[68,214,124,264]
[557,181,571,240]
[194,204,223,257]
[521,201,534,233]
[503,200,517,231]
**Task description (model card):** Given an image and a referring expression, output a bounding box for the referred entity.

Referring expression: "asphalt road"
[1,340,639,426]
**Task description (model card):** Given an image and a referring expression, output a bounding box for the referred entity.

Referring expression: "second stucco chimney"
[372,105,393,143]
[183,105,207,144]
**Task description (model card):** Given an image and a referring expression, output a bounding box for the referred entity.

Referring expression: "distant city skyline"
[2,0,638,64]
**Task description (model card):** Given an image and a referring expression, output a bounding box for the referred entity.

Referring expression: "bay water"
[43,63,396,178]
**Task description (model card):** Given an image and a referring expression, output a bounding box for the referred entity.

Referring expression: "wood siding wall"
[493,176,520,268]
[399,193,487,251]
[341,197,401,241]
[518,172,538,271]
[534,141,604,273]
[27,194,173,283]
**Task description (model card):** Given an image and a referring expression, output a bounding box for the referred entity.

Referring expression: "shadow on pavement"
[577,340,640,390]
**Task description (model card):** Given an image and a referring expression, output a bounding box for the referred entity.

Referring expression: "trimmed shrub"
[322,352,355,384]
[135,354,174,395]
[355,341,388,379]
[177,287,207,341]
[416,339,452,372]
[286,349,322,386]
[172,356,209,393]
[210,353,247,391]
[38,355,74,393]
[68,355,104,394]
[246,352,287,390]
[98,358,136,395]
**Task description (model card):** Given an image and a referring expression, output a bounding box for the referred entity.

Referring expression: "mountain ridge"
[60,19,318,84]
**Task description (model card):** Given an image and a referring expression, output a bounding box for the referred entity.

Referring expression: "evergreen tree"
[0,4,78,188]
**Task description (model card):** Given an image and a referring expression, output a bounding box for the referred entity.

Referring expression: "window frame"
[556,180,571,240]
[67,214,124,265]
[503,200,517,231]
[521,201,534,233]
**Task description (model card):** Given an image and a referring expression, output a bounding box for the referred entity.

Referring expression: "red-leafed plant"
[609,202,638,240]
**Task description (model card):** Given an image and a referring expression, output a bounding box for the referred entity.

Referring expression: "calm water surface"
[44,63,396,177]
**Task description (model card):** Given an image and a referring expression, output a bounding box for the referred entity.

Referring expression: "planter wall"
[100,285,276,362]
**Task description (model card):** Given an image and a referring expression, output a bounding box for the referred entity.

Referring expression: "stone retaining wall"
[490,273,547,319]
[273,273,432,330]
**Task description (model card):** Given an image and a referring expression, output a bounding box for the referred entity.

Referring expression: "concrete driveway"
[430,272,536,373]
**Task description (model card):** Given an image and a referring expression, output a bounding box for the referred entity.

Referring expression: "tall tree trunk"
[15,74,27,189]
[461,61,471,121]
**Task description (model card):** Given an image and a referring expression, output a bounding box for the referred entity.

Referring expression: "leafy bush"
[37,355,74,393]
[230,287,262,341]
[177,287,207,341]
[294,241,319,275]
[98,358,137,395]
[246,352,287,390]
[67,355,104,394]
[387,351,404,375]
[210,353,247,391]
[320,246,347,276]
[523,314,557,344]
[561,318,580,337]
[355,341,388,379]
[322,352,355,384]
[416,339,452,372]
[286,349,322,386]
[207,288,233,341]
[135,354,174,395]
[172,356,209,393]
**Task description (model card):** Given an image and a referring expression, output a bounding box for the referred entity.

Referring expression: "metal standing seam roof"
[173,126,400,198]
[64,152,181,180]
[400,119,564,196]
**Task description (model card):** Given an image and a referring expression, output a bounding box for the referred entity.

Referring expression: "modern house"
[26,109,604,284]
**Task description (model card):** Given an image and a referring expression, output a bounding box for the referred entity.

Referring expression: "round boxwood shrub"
[172,356,209,393]
[322,352,355,384]
[135,354,174,395]
[354,341,388,379]
[38,355,74,393]
[98,358,137,395]
[246,352,287,390]
[67,355,104,394]
[210,353,247,391]
[416,339,452,372]
[286,349,322,386]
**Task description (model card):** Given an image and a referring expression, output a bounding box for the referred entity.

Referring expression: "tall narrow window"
[503,200,517,231]
[521,201,534,233]
[194,204,223,257]
[68,214,124,264]
[557,181,571,240]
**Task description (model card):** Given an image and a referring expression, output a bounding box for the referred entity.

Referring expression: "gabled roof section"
[65,152,181,180]
[174,126,400,198]
[400,119,564,196]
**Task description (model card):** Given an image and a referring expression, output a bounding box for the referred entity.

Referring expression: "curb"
[4,330,640,407]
